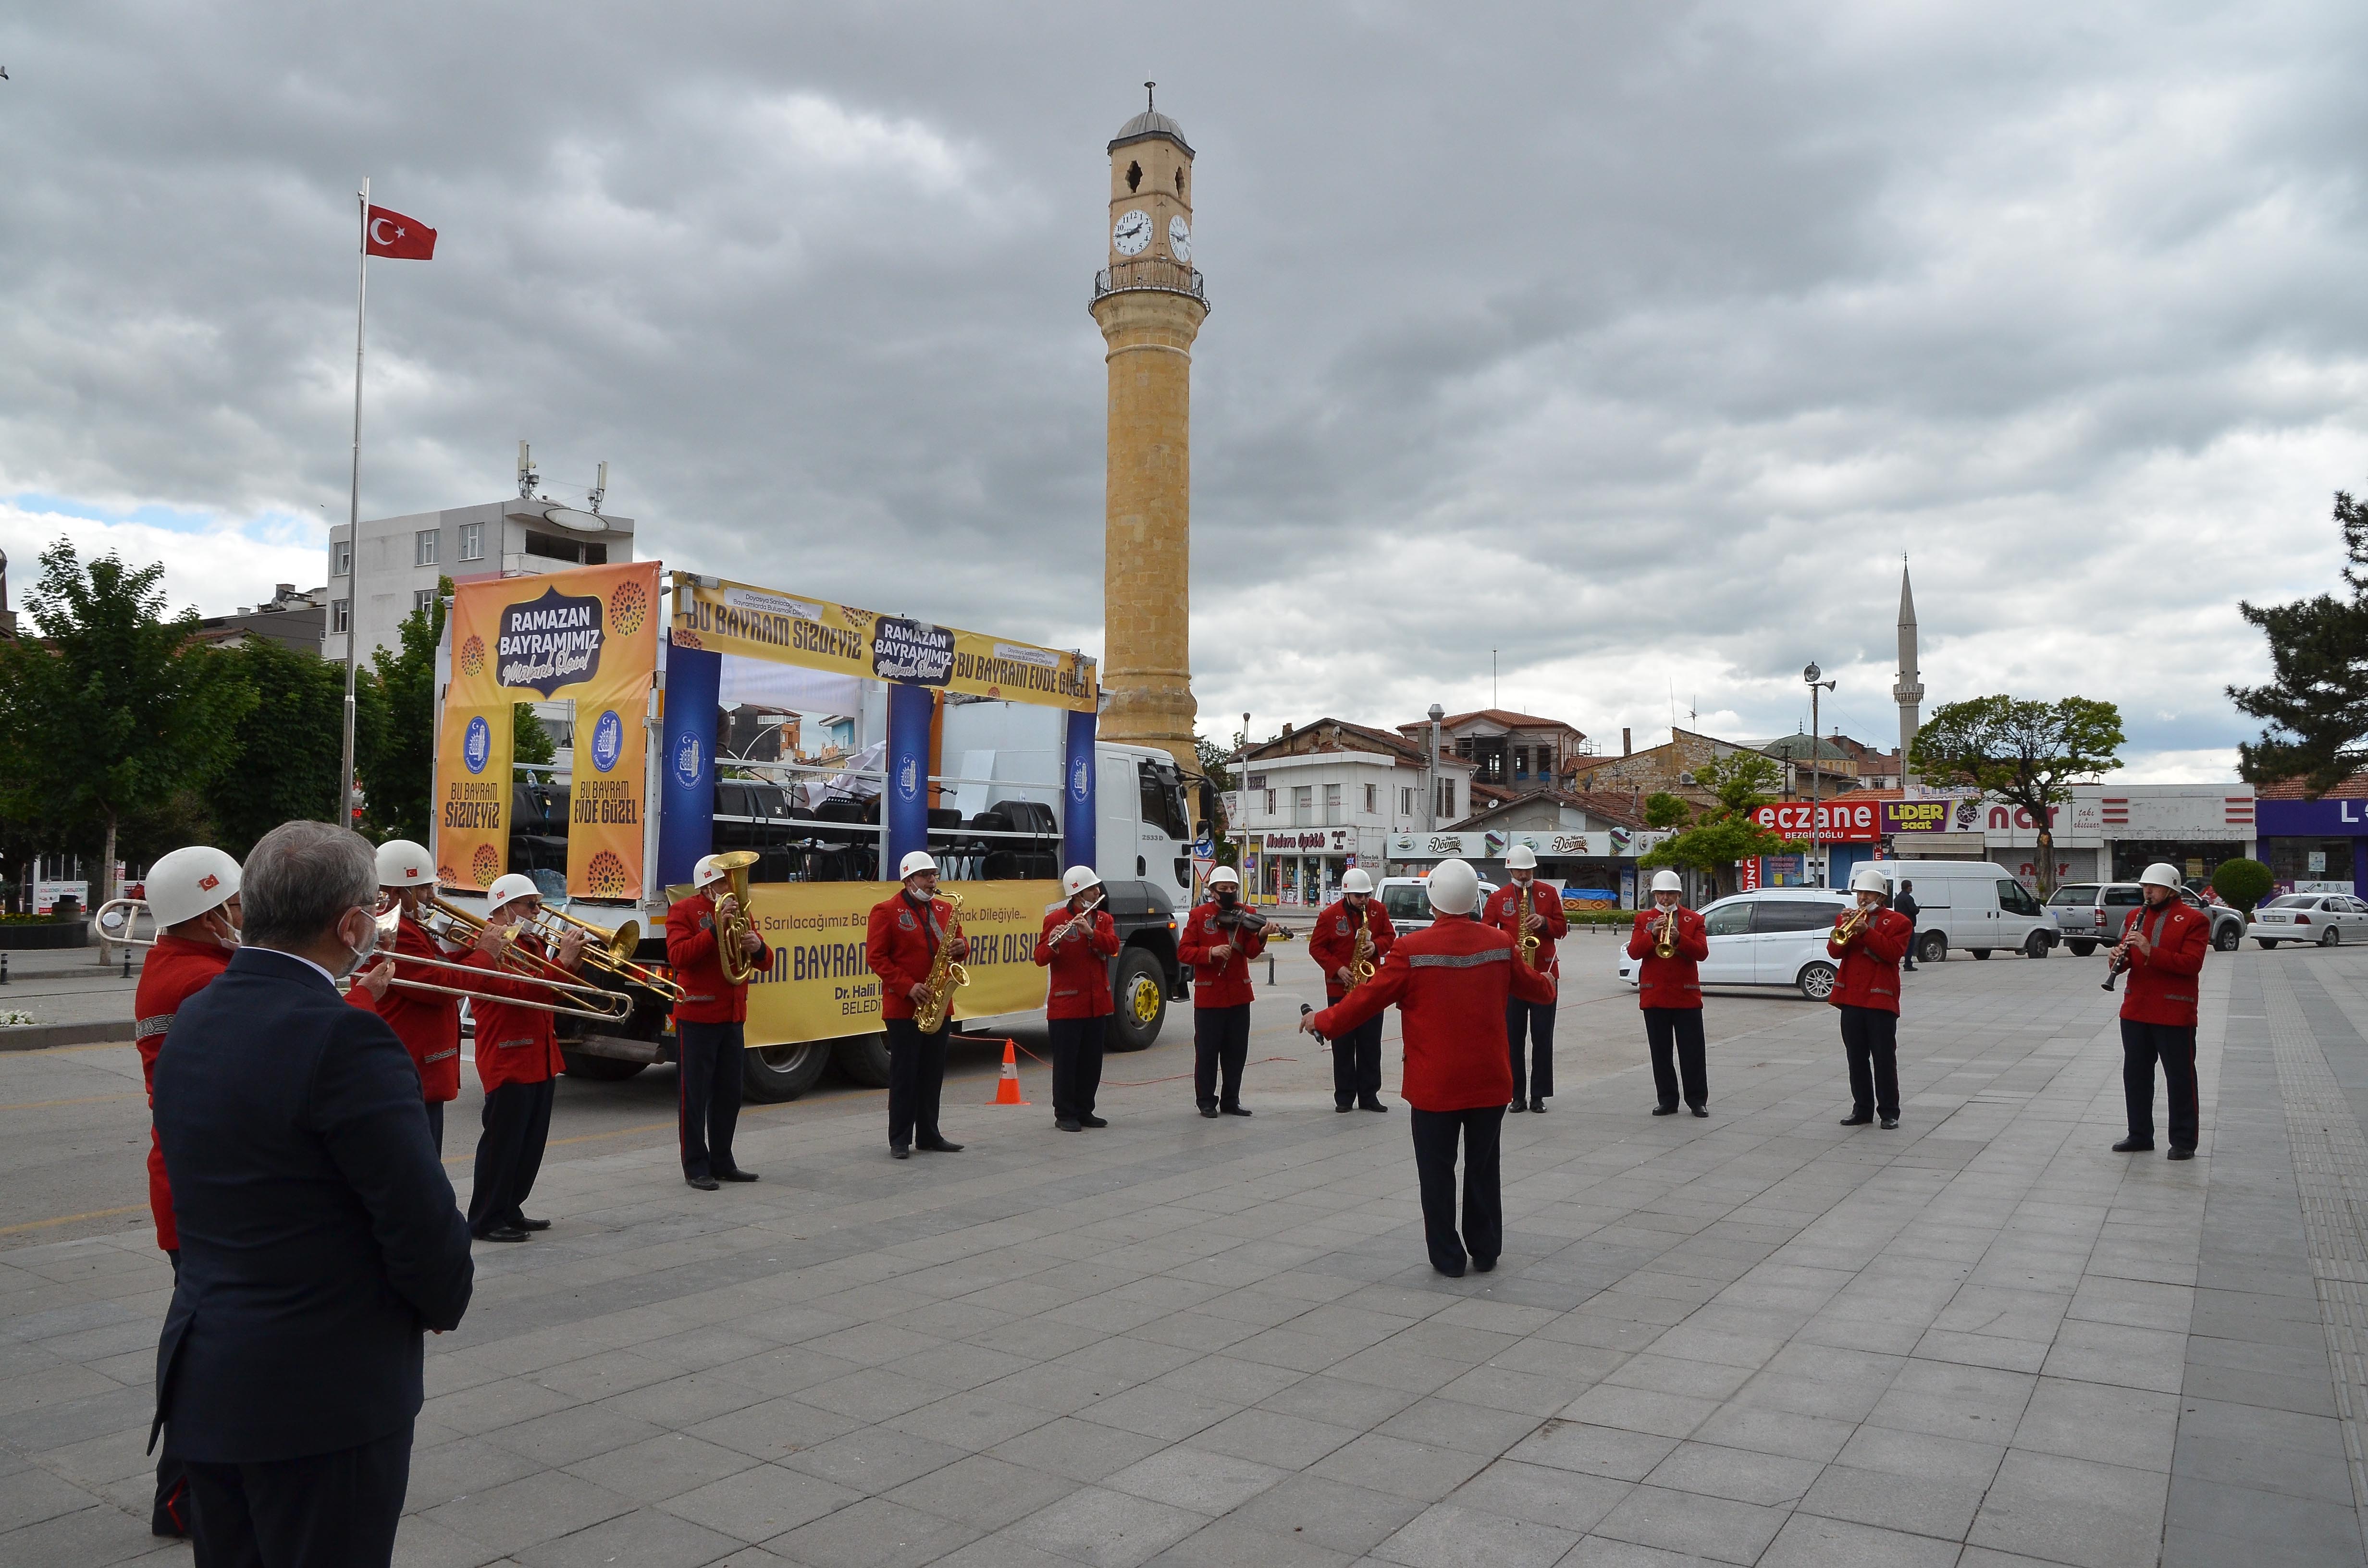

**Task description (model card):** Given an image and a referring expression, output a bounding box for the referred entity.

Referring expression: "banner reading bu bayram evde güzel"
[435,562,660,896]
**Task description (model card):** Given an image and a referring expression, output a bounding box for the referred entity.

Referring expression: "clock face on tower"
[1112,209,1152,256]
[1168,215,1191,262]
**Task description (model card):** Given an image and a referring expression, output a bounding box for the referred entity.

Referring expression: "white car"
[1616,889,1853,1000]
[2248,893,2368,949]
[1378,874,1501,934]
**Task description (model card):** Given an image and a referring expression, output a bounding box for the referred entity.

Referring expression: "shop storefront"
[2257,798,2368,896]
[1251,828,1359,908]
[1383,829,1671,911]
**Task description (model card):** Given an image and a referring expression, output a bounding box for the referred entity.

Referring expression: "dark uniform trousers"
[677,1019,747,1179]
[1332,1014,1384,1108]
[2121,1019,2200,1150]
[1048,1016,1106,1122]
[1644,1008,1708,1109]
[885,1016,949,1150]
[467,1079,554,1236]
[184,1424,411,1568]
[1409,1106,1504,1272]
[1506,999,1554,1102]
[1194,1004,1251,1110]
[153,1250,188,1538]
[1838,1005,1899,1120]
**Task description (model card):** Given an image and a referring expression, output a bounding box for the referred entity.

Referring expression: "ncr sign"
[1751,801,1883,842]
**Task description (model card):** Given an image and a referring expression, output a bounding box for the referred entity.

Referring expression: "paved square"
[8,940,2368,1565]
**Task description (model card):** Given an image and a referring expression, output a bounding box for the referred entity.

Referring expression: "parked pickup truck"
[2045,882,2244,956]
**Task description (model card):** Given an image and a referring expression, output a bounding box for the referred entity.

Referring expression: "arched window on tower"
[1126,160,1142,193]
[1174,166,1185,197]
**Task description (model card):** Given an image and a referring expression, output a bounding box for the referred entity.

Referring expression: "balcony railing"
[1092,258,1207,306]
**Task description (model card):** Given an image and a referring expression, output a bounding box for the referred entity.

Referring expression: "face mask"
[334,906,380,979]
[1215,889,1237,906]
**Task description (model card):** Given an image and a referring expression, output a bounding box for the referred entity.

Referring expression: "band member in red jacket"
[345,840,463,1150]
[1485,845,1568,1113]
[1178,864,1267,1117]
[2111,862,2210,1160]
[867,851,971,1159]
[1307,868,1396,1113]
[463,875,586,1241]
[668,855,771,1190]
[1829,866,1914,1129]
[1035,866,1120,1132]
[1304,859,1556,1276]
[1627,870,1712,1116]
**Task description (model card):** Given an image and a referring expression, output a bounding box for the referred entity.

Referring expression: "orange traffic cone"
[990,1039,1030,1106]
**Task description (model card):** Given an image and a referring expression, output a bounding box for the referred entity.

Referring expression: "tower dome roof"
[1110,108,1192,156]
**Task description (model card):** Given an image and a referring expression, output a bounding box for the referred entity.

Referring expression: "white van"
[1617,889,1852,1000]
[1378,874,1502,934]
[1867,860,2055,963]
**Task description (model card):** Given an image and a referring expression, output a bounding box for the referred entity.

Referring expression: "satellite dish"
[540,506,607,534]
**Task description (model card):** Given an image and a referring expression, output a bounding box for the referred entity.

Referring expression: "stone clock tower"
[1091,85,1208,798]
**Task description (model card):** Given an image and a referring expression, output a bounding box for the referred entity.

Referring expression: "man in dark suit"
[152,820,474,1568]
[1896,879,1922,971]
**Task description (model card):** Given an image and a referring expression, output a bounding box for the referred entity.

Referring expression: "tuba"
[1653,904,1679,960]
[912,891,970,1033]
[711,850,764,986]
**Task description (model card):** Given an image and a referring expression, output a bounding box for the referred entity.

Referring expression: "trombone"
[93,898,161,947]
[348,907,635,1020]
[516,904,684,1002]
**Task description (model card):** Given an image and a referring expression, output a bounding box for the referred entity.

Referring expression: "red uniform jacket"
[1178,900,1267,1009]
[1034,905,1120,1019]
[1828,906,1913,1014]
[1307,898,1398,1004]
[467,936,567,1090]
[2119,900,2209,1028]
[135,935,233,1251]
[869,891,961,1023]
[344,915,463,1102]
[1310,913,1558,1111]
[1484,880,1569,978]
[1625,906,1710,1010]
[667,890,772,1025]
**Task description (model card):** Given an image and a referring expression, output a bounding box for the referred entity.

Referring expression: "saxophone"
[1512,882,1541,968]
[1348,914,1378,992]
[1653,904,1679,960]
[912,892,969,1033]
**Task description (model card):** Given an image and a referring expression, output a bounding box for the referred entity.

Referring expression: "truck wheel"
[2023,931,2053,959]
[1972,949,1991,960]
[1797,962,1837,1002]
[831,1031,893,1087]
[1108,948,1168,1053]
[561,1051,646,1082]
[1917,931,1947,964]
[2257,939,2281,950]
[2068,941,2096,957]
[742,1040,831,1102]
[2214,923,2241,953]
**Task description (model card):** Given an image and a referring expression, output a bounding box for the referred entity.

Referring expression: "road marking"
[0,1092,142,1112]
[0,1203,145,1237]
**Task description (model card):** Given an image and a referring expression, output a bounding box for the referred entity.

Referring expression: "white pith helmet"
[898,850,938,880]
[2139,862,2182,890]
[1426,858,1481,916]
[1506,844,1538,870]
[1208,865,1240,888]
[486,872,540,913]
[1341,869,1375,894]
[1849,866,1890,895]
[145,846,242,929]
[1651,870,1683,894]
[693,854,730,888]
[376,839,433,888]
[1061,865,1102,898]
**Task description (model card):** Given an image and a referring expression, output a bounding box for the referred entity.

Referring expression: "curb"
[0,1022,134,1053]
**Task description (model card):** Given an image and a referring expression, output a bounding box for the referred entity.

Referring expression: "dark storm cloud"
[3,1,2365,778]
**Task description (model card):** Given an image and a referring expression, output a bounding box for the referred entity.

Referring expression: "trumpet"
[1832,905,1874,947]
[1653,904,1679,960]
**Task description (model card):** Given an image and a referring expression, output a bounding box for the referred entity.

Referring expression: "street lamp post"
[1235,711,1251,903]
[1426,702,1445,833]
[1804,663,1837,887]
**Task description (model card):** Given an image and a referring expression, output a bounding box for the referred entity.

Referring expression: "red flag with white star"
[364,205,435,260]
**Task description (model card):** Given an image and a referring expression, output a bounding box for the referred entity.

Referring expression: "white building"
[1234,718,1477,907]
[1893,783,2258,886]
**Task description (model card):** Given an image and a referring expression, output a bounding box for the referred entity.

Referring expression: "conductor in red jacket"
[1626,870,1712,1116]
[669,855,772,1190]
[1829,866,1914,1129]
[1307,868,1396,1113]
[346,840,462,1151]
[463,875,587,1242]
[1178,864,1267,1117]
[1485,845,1568,1113]
[2111,863,2209,1160]
[1035,866,1120,1132]
[867,850,971,1159]
[1306,859,1556,1276]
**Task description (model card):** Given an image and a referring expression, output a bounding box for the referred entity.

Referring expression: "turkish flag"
[364,204,436,260]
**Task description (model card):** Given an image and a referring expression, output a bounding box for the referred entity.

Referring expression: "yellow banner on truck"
[740,880,1058,1045]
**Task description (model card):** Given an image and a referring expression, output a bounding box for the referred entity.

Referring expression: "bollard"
[122,947,132,979]
[0,952,9,984]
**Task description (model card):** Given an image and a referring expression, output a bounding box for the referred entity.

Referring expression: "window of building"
[332,599,350,633]
[524,530,607,566]
[1264,789,1276,815]
[1324,783,1343,826]
[1246,772,1266,791]
[1513,747,1529,777]
[415,529,439,566]
[1437,780,1456,820]
[413,588,437,616]
[1364,783,1377,814]
[333,541,352,576]
[1292,785,1313,826]
[458,522,485,561]
[1401,786,1414,817]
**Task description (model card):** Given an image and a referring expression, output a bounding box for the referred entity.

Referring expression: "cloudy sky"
[5,2,2364,780]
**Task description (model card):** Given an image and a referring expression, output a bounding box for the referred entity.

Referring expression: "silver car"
[2248,894,2368,949]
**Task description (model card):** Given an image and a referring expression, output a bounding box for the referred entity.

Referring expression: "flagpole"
[338,177,368,831]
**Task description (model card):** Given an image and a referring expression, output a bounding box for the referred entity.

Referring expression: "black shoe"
[891,1145,912,1160]
[1200,1106,1220,1118]
[1529,1098,1546,1114]
[1507,1101,1527,1114]
[1840,1114,1874,1126]
[1221,1105,1252,1117]
[2167,1147,2195,1161]
[717,1169,760,1183]
[1079,1115,1108,1127]
[1056,1117,1082,1132]
[1336,1103,1355,1114]
[1434,1260,1467,1278]
[514,1215,553,1231]
[686,1175,720,1191]
[917,1139,965,1153]
[1880,1117,1899,1129]
[476,1225,530,1243]
[1690,1106,1709,1118]
[2112,1138,2155,1153]
[1359,1099,1390,1113]
[1652,1103,1679,1116]
[1472,1257,1497,1274]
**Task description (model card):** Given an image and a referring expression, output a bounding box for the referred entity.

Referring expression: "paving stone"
[1970,1449,2169,1568]
[1639,1440,1821,1507]
[1001,1483,1207,1568]
[1757,1510,1965,1567]
[1589,1482,1789,1564]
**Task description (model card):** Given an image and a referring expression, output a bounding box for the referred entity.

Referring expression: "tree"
[1909,694,2124,896]
[2211,857,2273,915]
[357,579,550,844]
[1639,750,1800,899]
[1643,791,1692,830]
[204,637,381,858]
[2230,489,2368,792]
[0,543,253,913]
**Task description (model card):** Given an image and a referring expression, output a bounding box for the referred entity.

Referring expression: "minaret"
[1893,561,1924,783]
[1092,84,1208,800]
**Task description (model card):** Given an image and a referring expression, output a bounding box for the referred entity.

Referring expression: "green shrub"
[2210,858,2274,915]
